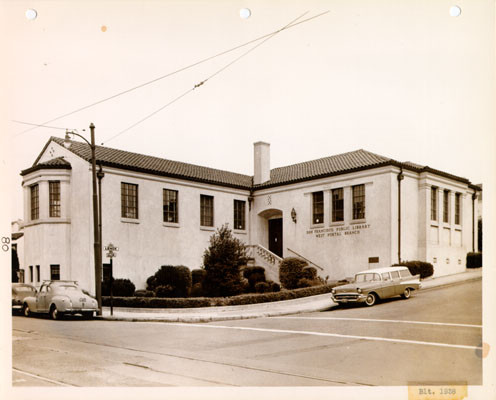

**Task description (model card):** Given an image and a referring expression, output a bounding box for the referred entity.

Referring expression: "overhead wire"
[14,11,329,138]
[103,11,314,144]
[11,120,69,131]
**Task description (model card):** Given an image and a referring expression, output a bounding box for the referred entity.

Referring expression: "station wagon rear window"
[355,273,381,282]
[400,269,411,277]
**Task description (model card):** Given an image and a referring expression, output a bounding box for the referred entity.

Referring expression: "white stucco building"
[20,137,481,292]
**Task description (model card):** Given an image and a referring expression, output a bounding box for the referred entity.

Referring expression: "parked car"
[22,280,98,320]
[12,283,37,312]
[331,266,421,307]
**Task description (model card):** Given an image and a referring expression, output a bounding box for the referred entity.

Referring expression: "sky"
[2,0,494,224]
[0,0,495,397]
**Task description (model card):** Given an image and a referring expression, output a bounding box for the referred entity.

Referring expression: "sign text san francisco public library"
[306,224,371,238]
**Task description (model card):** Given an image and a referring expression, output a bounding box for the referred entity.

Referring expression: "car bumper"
[331,293,368,303]
[61,308,97,314]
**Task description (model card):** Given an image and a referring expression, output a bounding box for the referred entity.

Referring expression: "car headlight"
[357,288,362,293]
[331,289,336,294]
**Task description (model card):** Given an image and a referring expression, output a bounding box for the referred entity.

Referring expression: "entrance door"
[268,218,283,257]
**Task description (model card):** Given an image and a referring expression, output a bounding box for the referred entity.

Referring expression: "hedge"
[393,261,434,279]
[102,282,338,308]
[466,252,482,268]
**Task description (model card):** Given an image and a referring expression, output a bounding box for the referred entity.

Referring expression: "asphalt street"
[11,279,482,387]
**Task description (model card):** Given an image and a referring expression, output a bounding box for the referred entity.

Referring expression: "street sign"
[105,243,118,258]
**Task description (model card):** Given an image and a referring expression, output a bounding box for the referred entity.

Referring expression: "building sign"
[306,223,370,238]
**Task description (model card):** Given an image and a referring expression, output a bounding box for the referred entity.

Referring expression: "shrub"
[297,278,313,288]
[302,267,317,280]
[393,260,434,279]
[155,285,175,298]
[134,290,155,297]
[243,266,266,291]
[145,265,192,297]
[269,281,281,292]
[466,252,482,268]
[192,269,207,285]
[109,278,136,297]
[279,257,308,289]
[254,281,271,293]
[190,283,204,297]
[202,224,248,297]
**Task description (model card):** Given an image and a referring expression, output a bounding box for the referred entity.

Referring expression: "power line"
[15,11,329,138]
[11,120,69,131]
[104,11,321,144]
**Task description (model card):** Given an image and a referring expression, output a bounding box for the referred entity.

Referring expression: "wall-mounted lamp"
[291,208,297,223]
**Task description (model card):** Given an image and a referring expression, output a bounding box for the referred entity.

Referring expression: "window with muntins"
[352,184,365,220]
[121,183,138,219]
[50,264,60,280]
[332,188,344,222]
[163,189,178,223]
[200,195,214,227]
[431,187,437,221]
[312,191,324,224]
[49,181,61,217]
[443,190,450,223]
[455,193,461,225]
[234,200,246,230]
[30,184,39,220]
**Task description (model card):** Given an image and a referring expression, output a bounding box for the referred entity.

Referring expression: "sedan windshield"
[355,273,381,282]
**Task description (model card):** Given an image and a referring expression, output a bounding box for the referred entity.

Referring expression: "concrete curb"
[98,270,481,323]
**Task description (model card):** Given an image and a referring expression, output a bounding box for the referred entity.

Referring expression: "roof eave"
[20,163,72,177]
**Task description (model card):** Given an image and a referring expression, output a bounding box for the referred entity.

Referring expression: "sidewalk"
[100,268,482,323]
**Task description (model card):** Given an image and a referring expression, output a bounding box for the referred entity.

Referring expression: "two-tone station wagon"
[331,266,421,307]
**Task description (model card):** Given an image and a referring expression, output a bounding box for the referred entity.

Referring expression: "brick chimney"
[253,141,270,185]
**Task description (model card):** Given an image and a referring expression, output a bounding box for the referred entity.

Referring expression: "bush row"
[466,252,482,268]
[393,260,434,279]
[102,283,337,308]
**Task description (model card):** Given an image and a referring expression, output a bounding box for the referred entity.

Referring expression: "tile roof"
[49,137,254,189]
[24,137,472,189]
[21,156,71,176]
[255,149,392,188]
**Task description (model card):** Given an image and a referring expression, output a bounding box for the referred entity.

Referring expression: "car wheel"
[82,311,94,319]
[23,304,31,317]
[365,293,377,306]
[50,305,61,320]
[401,288,411,299]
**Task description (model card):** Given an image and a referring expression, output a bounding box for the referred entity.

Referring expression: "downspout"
[397,167,404,264]
[248,189,254,249]
[472,192,476,252]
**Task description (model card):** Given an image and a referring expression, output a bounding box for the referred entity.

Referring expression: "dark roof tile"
[24,137,472,188]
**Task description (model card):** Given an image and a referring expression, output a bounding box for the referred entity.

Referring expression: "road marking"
[271,316,482,329]
[159,323,482,351]
[12,368,75,386]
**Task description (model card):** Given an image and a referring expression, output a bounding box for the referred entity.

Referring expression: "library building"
[19,137,481,292]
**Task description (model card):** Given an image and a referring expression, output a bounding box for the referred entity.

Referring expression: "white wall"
[251,167,396,281]
[98,167,250,290]
[22,140,479,291]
